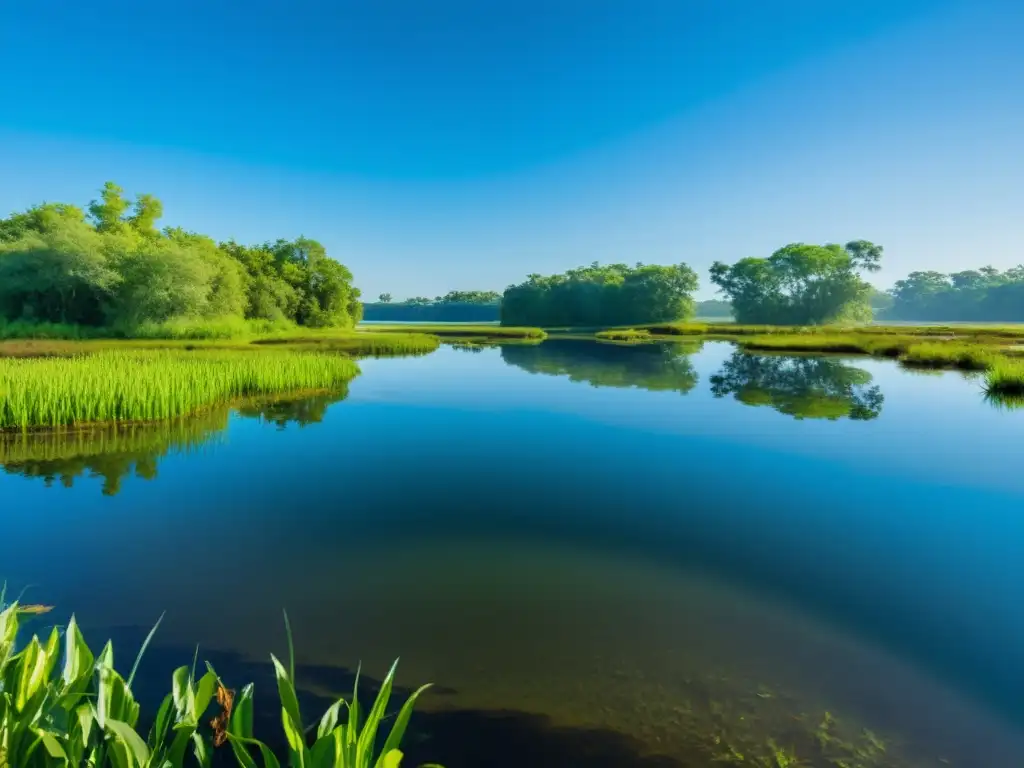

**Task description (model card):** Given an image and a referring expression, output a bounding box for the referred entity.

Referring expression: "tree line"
[884,267,1024,321]
[363,290,500,322]
[0,182,362,333]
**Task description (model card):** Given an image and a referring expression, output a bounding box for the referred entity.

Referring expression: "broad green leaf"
[317,698,347,740]
[170,666,190,715]
[192,731,211,768]
[0,603,19,664]
[167,724,197,767]
[282,704,306,754]
[149,693,174,751]
[16,636,47,711]
[374,684,432,767]
[229,684,255,739]
[107,717,152,766]
[193,670,218,721]
[39,729,68,760]
[270,655,303,736]
[380,749,403,768]
[356,660,397,763]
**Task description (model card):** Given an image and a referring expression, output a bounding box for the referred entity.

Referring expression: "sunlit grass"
[0,350,359,430]
[984,358,1024,395]
[254,330,441,357]
[900,342,996,370]
[595,329,653,343]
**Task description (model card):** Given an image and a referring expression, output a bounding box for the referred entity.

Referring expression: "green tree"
[87,181,131,233]
[378,292,392,303]
[501,262,698,327]
[709,241,882,325]
[126,193,164,237]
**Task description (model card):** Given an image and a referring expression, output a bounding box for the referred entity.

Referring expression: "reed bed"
[737,334,913,356]
[254,330,441,357]
[595,329,654,343]
[0,350,359,430]
[985,358,1024,395]
[900,342,996,370]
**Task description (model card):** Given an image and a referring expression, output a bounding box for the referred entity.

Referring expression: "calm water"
[2,340,1023,767]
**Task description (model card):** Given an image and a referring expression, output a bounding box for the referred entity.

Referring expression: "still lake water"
[2,340,1023,767]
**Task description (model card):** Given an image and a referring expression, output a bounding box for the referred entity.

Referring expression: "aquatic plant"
[0,602,437,767]
[984,357,1024,395]
[0,350,359,430]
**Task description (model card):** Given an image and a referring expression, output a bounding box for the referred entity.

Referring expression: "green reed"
[900,342,996,370]
[0,602,436,768]
[0,350,359,430]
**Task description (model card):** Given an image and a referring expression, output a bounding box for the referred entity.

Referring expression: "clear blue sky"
[1,0,1021,299]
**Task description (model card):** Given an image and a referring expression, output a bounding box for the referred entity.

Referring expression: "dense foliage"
[885,266,1024,321]
[363,290,500,322]
[0,182,362,334]
[709,241,882,325]
[501,262,698,327]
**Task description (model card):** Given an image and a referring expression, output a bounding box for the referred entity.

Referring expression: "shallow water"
[2,340,1022,766]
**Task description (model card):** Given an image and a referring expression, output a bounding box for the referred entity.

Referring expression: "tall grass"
[0,350,359,430]
[254,331,441,357]
[0,602,437,767]
[900,342,996,370]
[984,358,1024,395]
[595,329,653,343]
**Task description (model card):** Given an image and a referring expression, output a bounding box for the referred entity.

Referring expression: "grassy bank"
[985,358,1024,395]
[0,600,434,767]
[0,350,359,430]
[594,328,653,344]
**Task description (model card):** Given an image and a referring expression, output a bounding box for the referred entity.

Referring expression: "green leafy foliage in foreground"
[0,182,362,336]
[501,262,698,327]
[0,602,436,767]
[709,241,883,325]
[0,350,359,430]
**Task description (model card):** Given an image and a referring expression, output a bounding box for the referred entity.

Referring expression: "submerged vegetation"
[0,600,435,767]
[501,262,699,327]
[0,350,358,430]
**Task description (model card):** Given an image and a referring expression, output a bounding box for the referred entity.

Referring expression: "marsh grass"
[0,350,359,430]
[737,334,914,356]
[595,329,653,343]
[984,358,1024,395]
[254,331,441,357]
[900,342,996,370]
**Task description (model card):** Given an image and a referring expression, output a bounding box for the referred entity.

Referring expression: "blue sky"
[1,0,1021,300]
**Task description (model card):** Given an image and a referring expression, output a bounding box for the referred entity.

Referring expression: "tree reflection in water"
[0,386,350,494]
[501,339,701,394]
[709,352,884,420]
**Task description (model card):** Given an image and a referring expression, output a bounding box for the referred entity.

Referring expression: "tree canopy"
[709,241,882,325]
[501,262,698,327]
[885,266,1024,321]
[0,182,362,332]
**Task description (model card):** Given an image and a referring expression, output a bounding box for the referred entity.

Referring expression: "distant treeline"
[0,182,362,335]
[364,290,500,322]
[883,267,1024,321]
[501,263,699,327]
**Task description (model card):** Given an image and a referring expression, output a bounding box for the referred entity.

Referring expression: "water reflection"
[0,386,350,494]
[501,339,701,394]
[709,352,884,420]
